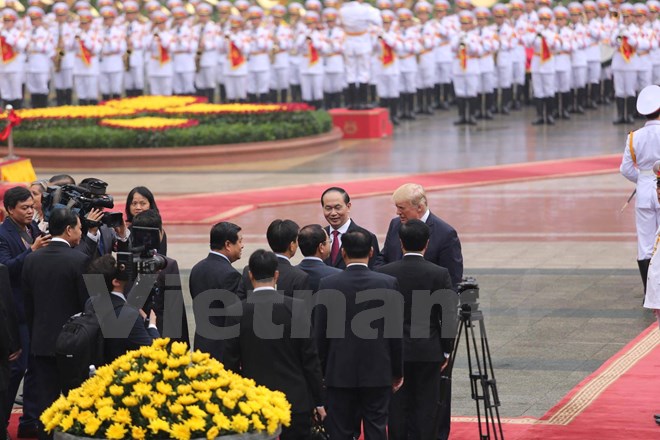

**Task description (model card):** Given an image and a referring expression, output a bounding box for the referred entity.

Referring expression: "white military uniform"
[611,24,637,98]
[220,30,250,101]
[570,22,588,91]
[25,25,55,96]
[145,30,174,95]
[50,21,76,96]
[124,19,147,94]
[288,19,306,91]
[644,231,660,311]
[496,21,515,90]
[194,21,220,94]
[451,29,481,98]
[524,27,557,98]
[418,19,438,89]
[634,22,654,92]
[298,27,328,102]
[247,25,272,98]
[398,25,421,94]
[0,26,27,103]
[340,0,382,84]
[270,21,293,94]
[171,23,198,94]
[585,17,603,86]
[554,25,574,94]
[434,15,456,87]
[73,27,102,102]
[99,24,126,98]
[477,24,497,95]
[324,25,345,94]
[375,27,401,98]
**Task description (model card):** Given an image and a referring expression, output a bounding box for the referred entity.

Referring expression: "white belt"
[639,170,656,175]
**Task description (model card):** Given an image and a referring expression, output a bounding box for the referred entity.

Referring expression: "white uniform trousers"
[399,71,417,94]
[453,74,479,98]
[195,67,217,90]
[644,239,660,310]
[555,70,571,93]
[225,75,247,100]
[173,72,195,95]
[479,71,496,94]
[637,205,660,260]
[53,69,73,90]
[26,73,49,94]
[125,66,144,90]
[324,72,344,94]
[532,72,555,98]
[345,53,370,84]
[0,73,23,101]
[289,61,301,86]
[301,73,323,101]
[653,65,660,87]
[512,59,525,85]
[417,59,436,89]
[497,64,513,88]
[247,71,270,95]
[74,75,98,100]
[99,72,123,95]
[613,70,636,97]
[149,76,173,96]
[369,56,379,86]
[436,62,452,84]
[377,72,399,98]
[636,68,652,93]
[587,61,601,85]
[270,67,289,91]
[572,66,587,89]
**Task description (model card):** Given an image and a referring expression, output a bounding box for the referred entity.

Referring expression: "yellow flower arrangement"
[41,339,290,440]
[0,106,138,121]
[99,117,199,131]
[161,103,287,115]
[102,96,203,112]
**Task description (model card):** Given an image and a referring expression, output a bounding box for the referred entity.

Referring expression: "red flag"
[540,35,551,63]
[159,42,170,66]
[459,46,467,71]
[0,36,17,64]
[229,41,245,69]
[308,40,319,67]
[79,39,92,66]
[0,110,22,142]
[620,36,634,63]
[381,39,394,67]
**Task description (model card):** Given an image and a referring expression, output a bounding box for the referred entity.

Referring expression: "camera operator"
[130,209,189,344]
[87,255,159,364]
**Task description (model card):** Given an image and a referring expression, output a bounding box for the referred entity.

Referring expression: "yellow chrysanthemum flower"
[106,423,128,440]
[122,371,140,384]
[122,396,139,407]
[115,407,132,425]
[170,422,191,440]
[148,417,170,434]
[206,426,219,440]
[109,385,124,396]
[205,402,220,415]
[185,416,207,432]
[162,368,180,380]
[97,405,115,421]
[177,384,193,395]
[177,394,197,405]
[58,414,74,431]
[140,405,158,419]
[83,417,102,436]
[231,414,250,434]
[251,414,266,431]
[171,341,189,356]
[139,371,154,383]
[156,381,173,395]
[133,382,152,396]
[152,392,167,406]
[132,426,147,440]
[212,412,231,430]
[169,403,184,415]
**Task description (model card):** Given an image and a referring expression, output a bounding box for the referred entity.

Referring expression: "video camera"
[116,226,167,284]
[457,277,480,312]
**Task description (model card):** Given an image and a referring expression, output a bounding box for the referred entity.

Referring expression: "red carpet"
[10,324,659,440]
[153,154,622,224]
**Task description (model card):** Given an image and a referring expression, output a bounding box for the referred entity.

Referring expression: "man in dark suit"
[374,183,464,290]
[0,186,50,438]
[296,224,341,292]
[376,220,458,440]
[22,207,89,440]
[238,219,310,298]
[86,255,160,364]
[189,222,244,360]
[315,228,404,440]
[0,264,20,440]
[224,250,325,440]
[321,187,380,269]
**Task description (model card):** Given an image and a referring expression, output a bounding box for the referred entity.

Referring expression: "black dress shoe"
[17,425,38,438]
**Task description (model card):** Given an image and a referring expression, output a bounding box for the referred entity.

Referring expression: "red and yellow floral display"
[99,117,199,131]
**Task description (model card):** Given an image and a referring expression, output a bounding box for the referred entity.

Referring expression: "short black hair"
[341,228,372,259]
[210,222,241,250]
[3,186,32,211]
[321,187,350,205]
[248,249,278,281]
[298,224,327,257]
[48,174,76,185]
[87,255,118,293]
[399,219,430,252]
[49,207,79,236]
[132,209,162,230]
[266,219,299,253]
[646,109,660,120]
[125,186,159,222]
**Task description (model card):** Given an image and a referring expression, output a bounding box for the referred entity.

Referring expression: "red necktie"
[331,230,340,264]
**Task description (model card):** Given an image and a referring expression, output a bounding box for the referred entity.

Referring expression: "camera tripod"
[449,285,504,440]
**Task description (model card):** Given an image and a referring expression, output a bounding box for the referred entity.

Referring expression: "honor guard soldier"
[323,8,345,109]
[568,2,588,113]
[611,3,638,124]
[194,2,219,102]
[633,4,653,104]
[553,6,574,120]
[216,0,232,103]
[510,0,529,109]
[74,10,101,105]
[220,15,249,103]
[451,10,481,125]
[474,7,497,119]
[620,84,660,293]
[493,4,515,114]
[123,1,147,98]
[414,1,437,115]
[583,1,603,108]
[98,7,125,101]
[433,0,455,110]
[297,11,328,108]
[524,7,558,125]
[0,9,27,109]
[340,0,382,109]
[269,5,293,103]
[246,6,272,103]
[170,6,198,95]
[50,2,76,106]
[288,3,305,102]
[145,10,174,96]
[648,1,660,86]
[376,9,402,124]
[598,0,616,104]
[25,7,54,108]
[144,1,162,31]
[397,8,421,120]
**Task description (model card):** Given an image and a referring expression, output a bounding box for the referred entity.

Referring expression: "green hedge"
[10,111,333,149]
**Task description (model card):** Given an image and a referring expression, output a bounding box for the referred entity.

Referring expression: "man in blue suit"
[0,187,50,437]
[296,224,342,292]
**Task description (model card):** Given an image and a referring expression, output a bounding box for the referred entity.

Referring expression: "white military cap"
[637,85,660,115]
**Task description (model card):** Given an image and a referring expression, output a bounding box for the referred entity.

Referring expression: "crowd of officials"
[2,0,660,126]
[0,179,463,440]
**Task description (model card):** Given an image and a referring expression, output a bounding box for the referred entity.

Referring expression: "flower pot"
[54,427,281,440]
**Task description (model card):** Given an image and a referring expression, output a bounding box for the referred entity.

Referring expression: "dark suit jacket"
[296,257,342,292]
[238,256,310,298]
[22,241,90,356]
[0,264,20,392]
[376,254,458,362]
[324,220,380,269]
[151,257,189,344]
[189,253,242,359]
[75,225,129,259]
[374,212,464,289]
[315,265,403,388]
[102,293,160,364]
[223,289,323,414]
[0,218,43,323]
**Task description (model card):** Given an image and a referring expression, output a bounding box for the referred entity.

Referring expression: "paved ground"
[31,105,656,419]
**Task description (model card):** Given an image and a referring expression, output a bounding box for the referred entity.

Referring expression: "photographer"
[86,255,159,363]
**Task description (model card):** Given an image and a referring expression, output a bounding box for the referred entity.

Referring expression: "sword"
[620,189,636,213]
